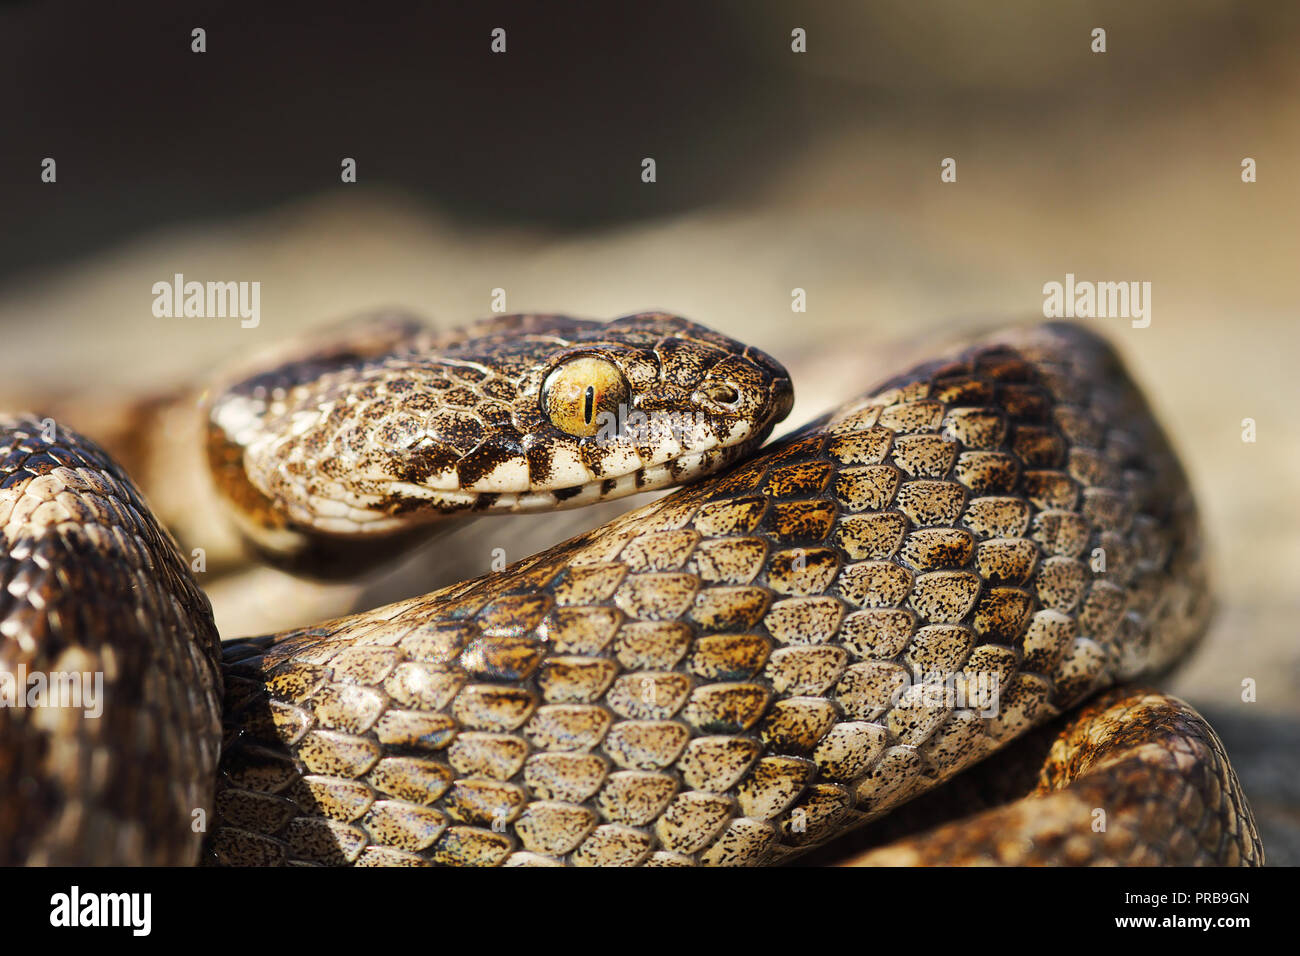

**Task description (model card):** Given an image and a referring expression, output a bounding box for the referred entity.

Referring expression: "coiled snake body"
[0,315,1263,866]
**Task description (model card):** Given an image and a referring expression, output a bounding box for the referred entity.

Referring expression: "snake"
[0,313,1263,866]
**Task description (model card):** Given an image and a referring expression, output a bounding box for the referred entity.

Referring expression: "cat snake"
[0,314,1264,866]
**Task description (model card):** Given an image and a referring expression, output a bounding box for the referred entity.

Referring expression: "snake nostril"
[703,382,741,407]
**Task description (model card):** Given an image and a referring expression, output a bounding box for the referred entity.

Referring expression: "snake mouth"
[384,432,768,520]
[337,407,787,535]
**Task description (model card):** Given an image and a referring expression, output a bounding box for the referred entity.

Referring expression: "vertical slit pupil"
[584,385,595,424]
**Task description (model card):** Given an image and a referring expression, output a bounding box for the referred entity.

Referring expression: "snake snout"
[693,347,794,443]
[738,343,795,426]
[768,371,795,425]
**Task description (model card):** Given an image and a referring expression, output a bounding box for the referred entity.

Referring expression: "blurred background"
[2,1,1297,862]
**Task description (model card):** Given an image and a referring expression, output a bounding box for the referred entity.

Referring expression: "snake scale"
[0,313,1263,866]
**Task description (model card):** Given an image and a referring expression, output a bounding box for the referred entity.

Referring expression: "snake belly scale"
[0,316,1263,866]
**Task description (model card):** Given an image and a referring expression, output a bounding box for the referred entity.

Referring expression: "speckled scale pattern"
[206,322,1248,866]
[0,415,222,864]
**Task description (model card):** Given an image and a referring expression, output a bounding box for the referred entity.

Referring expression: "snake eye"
[541,356,630,437]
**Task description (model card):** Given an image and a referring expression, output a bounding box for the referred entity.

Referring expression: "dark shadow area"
[5,0,1291,284]
[2,0,813,281]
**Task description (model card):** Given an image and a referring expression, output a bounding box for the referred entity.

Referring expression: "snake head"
[523,312,795,500]
[204,311,792,565]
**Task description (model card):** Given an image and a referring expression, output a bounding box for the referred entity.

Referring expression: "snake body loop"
[0,317,1263,866]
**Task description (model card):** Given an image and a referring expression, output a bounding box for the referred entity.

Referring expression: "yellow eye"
[541,356,629,437]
